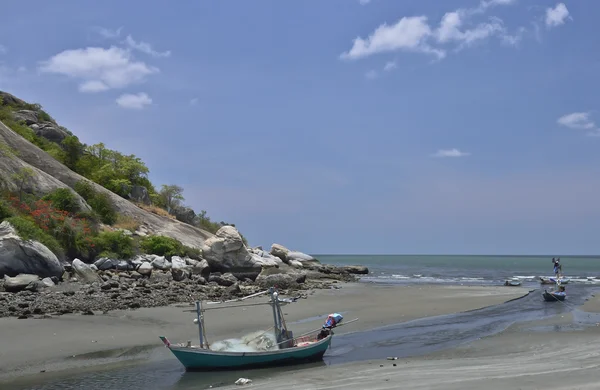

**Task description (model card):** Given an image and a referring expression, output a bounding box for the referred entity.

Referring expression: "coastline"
[215,290,600,390]
[0,282,530,385]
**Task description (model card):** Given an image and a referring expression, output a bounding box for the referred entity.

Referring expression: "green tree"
[61,135,83,170]
[158,184,184,213]
[11,167,34,201]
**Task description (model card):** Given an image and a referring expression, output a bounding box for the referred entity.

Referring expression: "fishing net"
[210,330,279,352]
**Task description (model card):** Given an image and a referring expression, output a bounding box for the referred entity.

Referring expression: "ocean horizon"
[317,254,600,288]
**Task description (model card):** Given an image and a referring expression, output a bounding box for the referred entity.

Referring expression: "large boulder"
[255,266,306,289]
[128,185,151,205]
[31,123,70,144]
[286,251,319,265]
[0,221,64,278]
[202,226,269,273]
[3,274,40,292]
[173,206,196,225]
[71,259,101,283]
[13,110,39,125]
[269,244,289,262]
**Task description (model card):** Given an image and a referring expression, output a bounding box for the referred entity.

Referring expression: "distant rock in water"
[0,221,65,279]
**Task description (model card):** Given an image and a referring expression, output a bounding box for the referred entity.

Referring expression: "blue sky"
[0,0,598,255]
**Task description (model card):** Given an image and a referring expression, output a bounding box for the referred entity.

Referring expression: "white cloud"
[17,66,27,72]
[115,92,152,109]
[123,35,171,58]
[432,149,470,158]
[557,112,595,130]
[78,80,109,93]
[545,3,570,28]
[0,45,6,54]
[365,69,378,79]
[94,27,123,39]
[340,16,445,60]
[190,97,199,106]
[39,46,159,92]
[340,0,529,62]
[359,0,371,4]
[383,61,397,71]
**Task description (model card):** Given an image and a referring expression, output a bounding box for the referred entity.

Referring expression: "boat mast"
[195,301,204,349]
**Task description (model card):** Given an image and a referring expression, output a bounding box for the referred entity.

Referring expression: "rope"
[243,325,275,345]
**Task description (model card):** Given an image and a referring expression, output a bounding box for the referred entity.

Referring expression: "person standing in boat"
[552,258,562,278]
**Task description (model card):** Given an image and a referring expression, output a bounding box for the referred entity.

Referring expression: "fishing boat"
[159,287,355,371]
[539,277,570,285]
[543,290,566,302]
[504,279,522,286]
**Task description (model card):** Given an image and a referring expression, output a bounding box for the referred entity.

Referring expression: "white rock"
[171,256,187,270]
[138,262,153,276]
[235,378,252,385]
[72,259,101,283]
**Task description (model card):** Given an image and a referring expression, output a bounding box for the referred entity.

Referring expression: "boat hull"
[161,335,333,371]
[543,292,565,302]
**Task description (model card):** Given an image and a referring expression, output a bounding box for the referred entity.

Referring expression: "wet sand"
[227,290,600,390]
[0,283,529,382]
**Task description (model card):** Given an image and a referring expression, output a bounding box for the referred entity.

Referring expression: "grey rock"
[151,257,171,270]
[4,274,40,292]
[137,262,153,276]
[128,185,151,205]
[13,110,39,125]
[171,268,189,282]
[269,244,289,262]
[173,206,196,225]
[0,221,64,278]
[71,259,101,283]
[208,272,237,287]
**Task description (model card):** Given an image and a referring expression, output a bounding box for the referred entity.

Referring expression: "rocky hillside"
[0,90,370,319]
[0,90,215,249]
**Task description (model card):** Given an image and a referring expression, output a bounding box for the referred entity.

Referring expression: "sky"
[0,0,598,255]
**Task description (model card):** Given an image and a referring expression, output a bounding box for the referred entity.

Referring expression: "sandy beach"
[0,282,530,384]
[223,291,600,390]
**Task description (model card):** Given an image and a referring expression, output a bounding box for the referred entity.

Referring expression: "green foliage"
[11,167,34,202]
[5,216,63,257]
[75,143,150,198]
[139,235,181,258]
[42,188,80,213]
[74,180,117,225]
[157,184,184,213]
[0,199,14,220]
[1,90,242,241]
[93,230,134,259]
[61,135,83,170]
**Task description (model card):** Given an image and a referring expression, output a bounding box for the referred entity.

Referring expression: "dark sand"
[0,283,530,382]
[228,290,600,390]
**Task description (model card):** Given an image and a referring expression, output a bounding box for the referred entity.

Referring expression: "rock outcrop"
[0,221,65,278]
[202,226,282,274]
[268,243,319,266]
[0,114,213,249]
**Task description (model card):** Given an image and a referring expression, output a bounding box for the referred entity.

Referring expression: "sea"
[6,255,600,390]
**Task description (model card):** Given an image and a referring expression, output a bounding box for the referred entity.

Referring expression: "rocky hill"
[0,90,368,319]
[0,91,214,248]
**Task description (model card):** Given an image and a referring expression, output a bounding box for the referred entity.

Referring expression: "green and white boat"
[159,287,350,371]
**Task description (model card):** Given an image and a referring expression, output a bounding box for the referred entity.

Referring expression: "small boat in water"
[540,277,570,285]
[542,288,566,302]
[159,287,355,371]
[504,279,522,286]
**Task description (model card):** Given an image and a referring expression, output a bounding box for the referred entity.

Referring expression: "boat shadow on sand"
[174,361,327,389]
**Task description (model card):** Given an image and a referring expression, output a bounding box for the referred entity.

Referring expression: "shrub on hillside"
[0,199,13,221]
[139,235,201,259]
[74,180,117,225]
[4,216,63,257]
[139,235,181,258]
[93,230,134,259]
[42,188,80,213]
